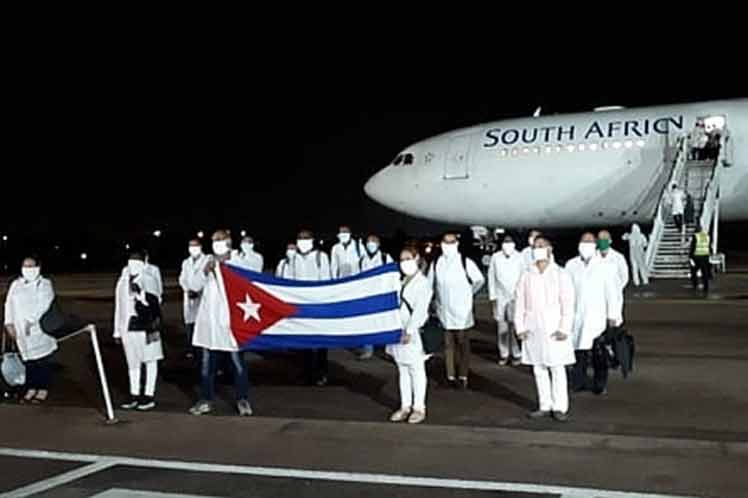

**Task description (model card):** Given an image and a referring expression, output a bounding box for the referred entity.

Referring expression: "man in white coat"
[622,224,649,286]
[4,257,57,404]
[275,242,297,278]
[233,235,264,272]
[514,237,575,422]
[669,183,686,234]
[428,232,485,389]
[488,234,523,366]
[357,233,394,360]
[597,230,630,307]
[187,230,252,417]
[566,233,623,396]
[330,225,363,279]
[179,239,209,359]
[114,250,164,411]
[292,229,333,386]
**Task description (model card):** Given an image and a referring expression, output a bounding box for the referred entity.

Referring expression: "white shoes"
[389,408,410,422]
[390,408,426,424]
[408,410,426,424]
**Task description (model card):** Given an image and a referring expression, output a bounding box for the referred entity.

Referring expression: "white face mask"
[532,247,549,262]
[241,243,254,254]
[212,240,230,256]
[286,249,297,259]
[366,242,379,253]
[528,237,535,246]
[128,260,145,276]
[22,267,40,281]
[578,242,596,260]
[297,239,313,253]
[188,246,202,257]
[501,242,516,255]
[441,243,458,256]
[338,232,351,244]
[400,259,419,276]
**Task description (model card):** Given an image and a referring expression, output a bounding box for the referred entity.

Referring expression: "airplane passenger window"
[404,153,414,165]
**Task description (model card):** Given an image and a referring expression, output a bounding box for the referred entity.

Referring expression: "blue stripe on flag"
[225,262,399,287]
[242,330,402,350]
[293,292,398,319]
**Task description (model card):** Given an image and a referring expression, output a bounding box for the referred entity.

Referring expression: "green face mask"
[597,239,611,251]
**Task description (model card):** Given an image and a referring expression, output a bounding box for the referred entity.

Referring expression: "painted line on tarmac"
[1,460,115,498]
[92,490,223,498]
[0,447,695,498]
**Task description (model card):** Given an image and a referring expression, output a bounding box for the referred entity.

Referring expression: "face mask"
[579,242,596,260]
[501,242,515,255]
[22,267,40,281]
[297,239,313,253]
[286,249,297,259]
[528,237,535,246]
[241,243,254,253]
[597,239,611,251]
[400,259,419,276]
[366,242,379,254]
[212,240,230,256]
[188,246,202,257]
[441,243,458,256]
[338,233,351,244]
[128,260,145,276]
[532,248,549,262]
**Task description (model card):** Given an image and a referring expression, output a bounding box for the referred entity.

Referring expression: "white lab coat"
[428,253,485,330]
[514,263,575,367]
[113,271,164,368]
[386,272,433,365]
[3,277,57,361]
[565,256,622,351]
[599,248,630,291]
[189,260,238,352]
[520,246,534,272]
[179,254,209,324]
[487,250,523,319]
[359,251,393,272]
[331,241,363,278]
[144,263,163,303]
[291,250,331,281]
[232,251,264,272]
[276,257,295,279]
[670,188,686,216]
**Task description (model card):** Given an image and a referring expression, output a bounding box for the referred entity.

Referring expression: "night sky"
[3,81,745,271]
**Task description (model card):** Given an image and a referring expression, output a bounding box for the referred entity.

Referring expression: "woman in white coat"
[514,237,576,422]
[114,250,164,411]
[3,257,57,403]
[387,247,433,424]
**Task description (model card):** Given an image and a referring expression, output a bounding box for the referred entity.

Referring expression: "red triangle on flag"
[220,264,297,346]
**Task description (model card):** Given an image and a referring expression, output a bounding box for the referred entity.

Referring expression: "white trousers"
[630,250,649,286]
[496,301,520,359]
[533,365,568,413]
[128,362,158,397]
[397,362,427,412]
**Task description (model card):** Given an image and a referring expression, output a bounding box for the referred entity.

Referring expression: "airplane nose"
[364,167,389,204]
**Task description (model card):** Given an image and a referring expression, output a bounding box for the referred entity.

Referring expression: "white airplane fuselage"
[364,100,748,228]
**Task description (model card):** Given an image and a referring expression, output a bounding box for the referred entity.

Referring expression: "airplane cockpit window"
[392,154,404,166]
[403,153,414,165]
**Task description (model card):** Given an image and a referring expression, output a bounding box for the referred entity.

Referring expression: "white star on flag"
[237,293,262,322]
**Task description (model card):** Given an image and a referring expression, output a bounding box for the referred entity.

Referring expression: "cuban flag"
[218,262,403,350]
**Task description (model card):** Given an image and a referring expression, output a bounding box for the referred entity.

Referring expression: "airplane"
[364,99,747,229]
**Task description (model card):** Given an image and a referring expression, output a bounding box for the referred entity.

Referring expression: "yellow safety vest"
[694,232,710,256]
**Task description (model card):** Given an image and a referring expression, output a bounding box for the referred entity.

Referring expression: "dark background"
[2,77,745,273]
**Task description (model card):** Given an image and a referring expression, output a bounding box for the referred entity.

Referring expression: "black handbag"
[40,299,87,339]
[401,294,444,355]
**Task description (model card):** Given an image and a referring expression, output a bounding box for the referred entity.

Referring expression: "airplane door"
[444,135,471,179]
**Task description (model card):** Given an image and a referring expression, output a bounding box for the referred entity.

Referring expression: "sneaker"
[511,358,522,367]
[408,410,426,424]
[390,408,410,422]
[446,377,457,388]
[552,411,569,422]
[497,358,509,366]
[120,397,139,410]
[527,409,551,419]
[136,397,156,411]
[237,399,253,417]
[189,400,213,416]
[316,376,328,387]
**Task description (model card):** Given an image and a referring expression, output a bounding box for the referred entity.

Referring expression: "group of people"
[1,220,712,423]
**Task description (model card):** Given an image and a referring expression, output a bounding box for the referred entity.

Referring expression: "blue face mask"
[366,242,379,254]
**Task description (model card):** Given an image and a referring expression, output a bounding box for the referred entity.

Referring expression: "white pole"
[87,325,116,423]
